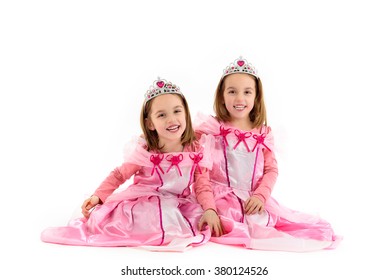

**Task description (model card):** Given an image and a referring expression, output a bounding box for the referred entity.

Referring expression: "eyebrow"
[153,105,184,115]
[226,86,254,90]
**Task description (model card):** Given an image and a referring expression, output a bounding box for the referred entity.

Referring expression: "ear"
[146,118,155,131]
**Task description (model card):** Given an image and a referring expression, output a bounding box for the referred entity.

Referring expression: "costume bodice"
[120,135,213,199]
[211,125,272,193]
[133,151,205,197]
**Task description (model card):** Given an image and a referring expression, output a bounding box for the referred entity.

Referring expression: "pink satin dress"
[41,136,213,251]
[195,114,341,252]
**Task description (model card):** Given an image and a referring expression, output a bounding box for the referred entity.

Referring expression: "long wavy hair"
[140,94,196,151]
[213,74,267,128]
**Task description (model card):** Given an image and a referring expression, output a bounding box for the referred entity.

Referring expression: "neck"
[230,118,254,131]
[160,140,184,153]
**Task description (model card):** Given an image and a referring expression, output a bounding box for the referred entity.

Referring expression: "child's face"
[147,94,186,147]
[222,73,256,122]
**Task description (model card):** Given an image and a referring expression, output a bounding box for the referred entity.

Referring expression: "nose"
[166,114,176,123]
[235,92,245,102]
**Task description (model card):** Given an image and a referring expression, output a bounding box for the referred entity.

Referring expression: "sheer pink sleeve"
[193,113,220,135]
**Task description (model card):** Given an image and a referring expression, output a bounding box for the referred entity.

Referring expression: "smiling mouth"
[233,105,247,110]
[166,125,180,132]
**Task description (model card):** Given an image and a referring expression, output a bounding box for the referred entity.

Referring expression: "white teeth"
[234,105,246,110]
[167,125,179,131]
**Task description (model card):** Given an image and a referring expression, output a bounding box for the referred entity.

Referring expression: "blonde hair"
[213,74,267,128]
[140,94,196,151]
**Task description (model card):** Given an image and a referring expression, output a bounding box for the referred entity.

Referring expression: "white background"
[1,0,388,279]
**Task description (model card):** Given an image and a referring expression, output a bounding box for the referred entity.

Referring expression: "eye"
[227,90,235,95]
[245,90,253,95]
[157,113,165,118]
[174,109,182,114]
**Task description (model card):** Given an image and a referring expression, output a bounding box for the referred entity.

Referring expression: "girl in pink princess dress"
[41,78,222,251]
[194,57,341,252]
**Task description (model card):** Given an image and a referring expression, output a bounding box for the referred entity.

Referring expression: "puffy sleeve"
[193,112,221,135]
[93,136,149,203]
[123,136,153,168]
[195,133,215,171]
[252,127,278,204]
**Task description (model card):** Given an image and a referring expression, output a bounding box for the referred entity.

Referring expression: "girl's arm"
[252,148,278,204]
[193,167,216,211]
[81,162,141,218]
[193,167,224,236]
[93,162,141,203]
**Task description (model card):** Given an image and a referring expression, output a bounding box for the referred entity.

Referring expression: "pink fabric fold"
[41,135,214,251]
[193,113,341,252]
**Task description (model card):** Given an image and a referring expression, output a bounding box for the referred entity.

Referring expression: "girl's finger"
[245,200,253,212]
[198,217,205,231]
[217,224,223,237]
[248,204,259,215]
[214,224,221,237]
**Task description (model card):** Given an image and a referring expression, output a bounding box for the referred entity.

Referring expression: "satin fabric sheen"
[194,114,341,252]
[41,137,213,251]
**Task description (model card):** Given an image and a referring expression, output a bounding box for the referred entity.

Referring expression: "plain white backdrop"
[1,0,388,279]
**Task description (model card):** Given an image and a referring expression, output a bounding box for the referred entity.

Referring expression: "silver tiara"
[144,77,183,102]
[221,56,259,79]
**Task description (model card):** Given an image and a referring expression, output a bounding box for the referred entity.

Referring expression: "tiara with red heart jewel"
[221,56,259,79]
[144,77,183,102]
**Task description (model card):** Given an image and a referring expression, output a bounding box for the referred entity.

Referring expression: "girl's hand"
[244,196,264,215]
[81,195,101,218]
[198,209,224,237]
